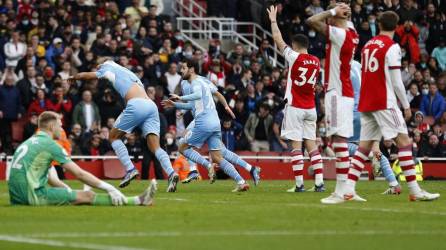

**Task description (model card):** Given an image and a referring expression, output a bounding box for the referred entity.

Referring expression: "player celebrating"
[340,11,439,203]
[306,3,359,202]
[176,77,261,186]
[267,5,324,192]
[68,59,179,192]
[163,60,250,192]
[8,111,156,206]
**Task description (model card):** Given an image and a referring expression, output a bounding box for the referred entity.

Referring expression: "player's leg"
[110,103,143,188]
[303,108,324,192]
[208,132,248,192]
[179,121,204,183]
[394,133,440,201]
[304,140,324,191]
[370,141,401,194]
[220,144,261,185]
[179,128,216,183]
[286,140,305,192]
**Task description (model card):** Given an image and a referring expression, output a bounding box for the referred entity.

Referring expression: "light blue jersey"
[176,76,221,150]
[349,60,362,143]
[96,60,144,99]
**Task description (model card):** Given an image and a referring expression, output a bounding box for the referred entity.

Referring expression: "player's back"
[285,51,320,109]
[358,35,401,112]
[96,61,144,99]
[191,77,220,131]
[9,132,64,188]
[325,25,359,98]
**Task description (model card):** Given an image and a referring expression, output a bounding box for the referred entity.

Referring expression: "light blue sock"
[183,148,211,169]
[347,143,358,156]
[380,154,398,186]
[188,159,197,172]
[111,140,135,172]
[221,147,252,172]
[219,159,244,184]
[155,148,174,176]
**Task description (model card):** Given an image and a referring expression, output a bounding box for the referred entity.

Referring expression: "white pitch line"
[287,203,446,216]
[15,230,446,239]
[156,197,189,202]
[0,235,151,250]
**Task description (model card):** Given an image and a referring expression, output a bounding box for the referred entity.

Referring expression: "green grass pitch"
[0,180,445,250]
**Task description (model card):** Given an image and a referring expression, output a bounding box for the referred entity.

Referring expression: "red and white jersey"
[358,35,402,112]
[325,25,359,98]
[284,46,320,109]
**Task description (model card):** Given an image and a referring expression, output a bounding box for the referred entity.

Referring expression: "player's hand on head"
[169,94,180,101]
[335,3,350,18]
[108,188,127,206]
[267,5,277,22]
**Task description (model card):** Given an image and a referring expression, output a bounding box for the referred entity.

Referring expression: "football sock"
[154,148,174,176]
[398,146,421,194]
[183,148,212,170]
[333,141,349,194]
[111,140,135,172]
[291,149,304,187]
[380,154,398,187]
[219,159,244,184]
[346,147,370,194]
[309,149,324,186]
[221,147,252,172]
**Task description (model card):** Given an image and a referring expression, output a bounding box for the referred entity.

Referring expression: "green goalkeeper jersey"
[8,131,72,205]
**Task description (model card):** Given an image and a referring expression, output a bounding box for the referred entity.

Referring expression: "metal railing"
[172,0,285,68]
[176,17,285,68]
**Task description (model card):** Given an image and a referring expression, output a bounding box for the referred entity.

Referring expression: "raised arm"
[179,83,202,101]
[306,3,350,36]
[267,5,287,53]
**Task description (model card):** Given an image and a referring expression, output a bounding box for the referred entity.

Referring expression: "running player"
[175,76,261,185]
[163,60,250,192]
[306,3,359,203]
[267,5,325,192]
[341,11,439,203]
[8,111,156,206]
[68,59,179,192]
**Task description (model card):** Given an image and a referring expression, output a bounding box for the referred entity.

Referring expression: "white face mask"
[309,31,316,37]
[422,89,429,95]
[166,137,174,145]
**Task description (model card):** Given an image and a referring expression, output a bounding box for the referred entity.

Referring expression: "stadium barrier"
[1,154,445,181]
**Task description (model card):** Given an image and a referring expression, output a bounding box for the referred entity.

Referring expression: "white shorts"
[325,90,354,138]
[281,105,317,141]
[360,108,408,141]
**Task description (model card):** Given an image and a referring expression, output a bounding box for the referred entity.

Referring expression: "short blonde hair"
[38,111,60,130]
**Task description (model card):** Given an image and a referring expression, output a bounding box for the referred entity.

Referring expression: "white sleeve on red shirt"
[283,46,299,65]
[386,43,402,69]
[327,25,346,45]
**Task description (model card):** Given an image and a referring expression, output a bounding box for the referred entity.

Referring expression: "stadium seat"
[11,117,27,143]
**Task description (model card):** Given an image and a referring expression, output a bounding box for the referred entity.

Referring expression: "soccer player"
[176,77,261,186]
[341,11,439,203]
[348,60,401,195]
[8,111,156,206]
[163,60,250,192]
[68,59,179,192]
[306,3,359,203]
[267,5,324,192]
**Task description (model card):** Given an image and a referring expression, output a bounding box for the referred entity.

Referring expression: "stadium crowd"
[0,0,445,162]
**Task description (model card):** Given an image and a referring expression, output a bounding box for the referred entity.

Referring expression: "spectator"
[27,89,52,116]
[72,90,101,132]
[45,37,65,69]
[233,68,253,92]
[0,73,23,154]
[396,21,421,64]
[31,75,49,95]
[271,109,288,152]
[234,98,249,127]
[124,0,149,34]
[380,139,399,162]
[23,112,38,140]
[163,62,181,94]
[419,134,446,157]
[221,118,243,152]
[126,133,143,160]
[406,82,422,109]
[244,103,273,152]
[419,82,446,120]
[431,38,446,71]
[207,59,226,88]
[409,111,430,134]
[50,86,73,127]
[68,123,83,155]
[4,31,27,68]
[98,88,122,126]
[16,66,35,108]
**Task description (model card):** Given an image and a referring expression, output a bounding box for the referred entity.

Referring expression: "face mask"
[369,19,375,24]
[31,18,38,25]
[184,51,193,59]
[267,99,274,106]
[422,89,429,95]
[74,29,82,35]
[243,60,250,67]
[319,127,326,136]
[175,35,182,40]
[166,138,174,145]
[22,20,29,25]
[309,31,316,37]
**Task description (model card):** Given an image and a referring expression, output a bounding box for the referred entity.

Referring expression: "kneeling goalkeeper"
[8,111,156,206]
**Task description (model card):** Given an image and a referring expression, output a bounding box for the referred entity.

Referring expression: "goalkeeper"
[8,111,156,206]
